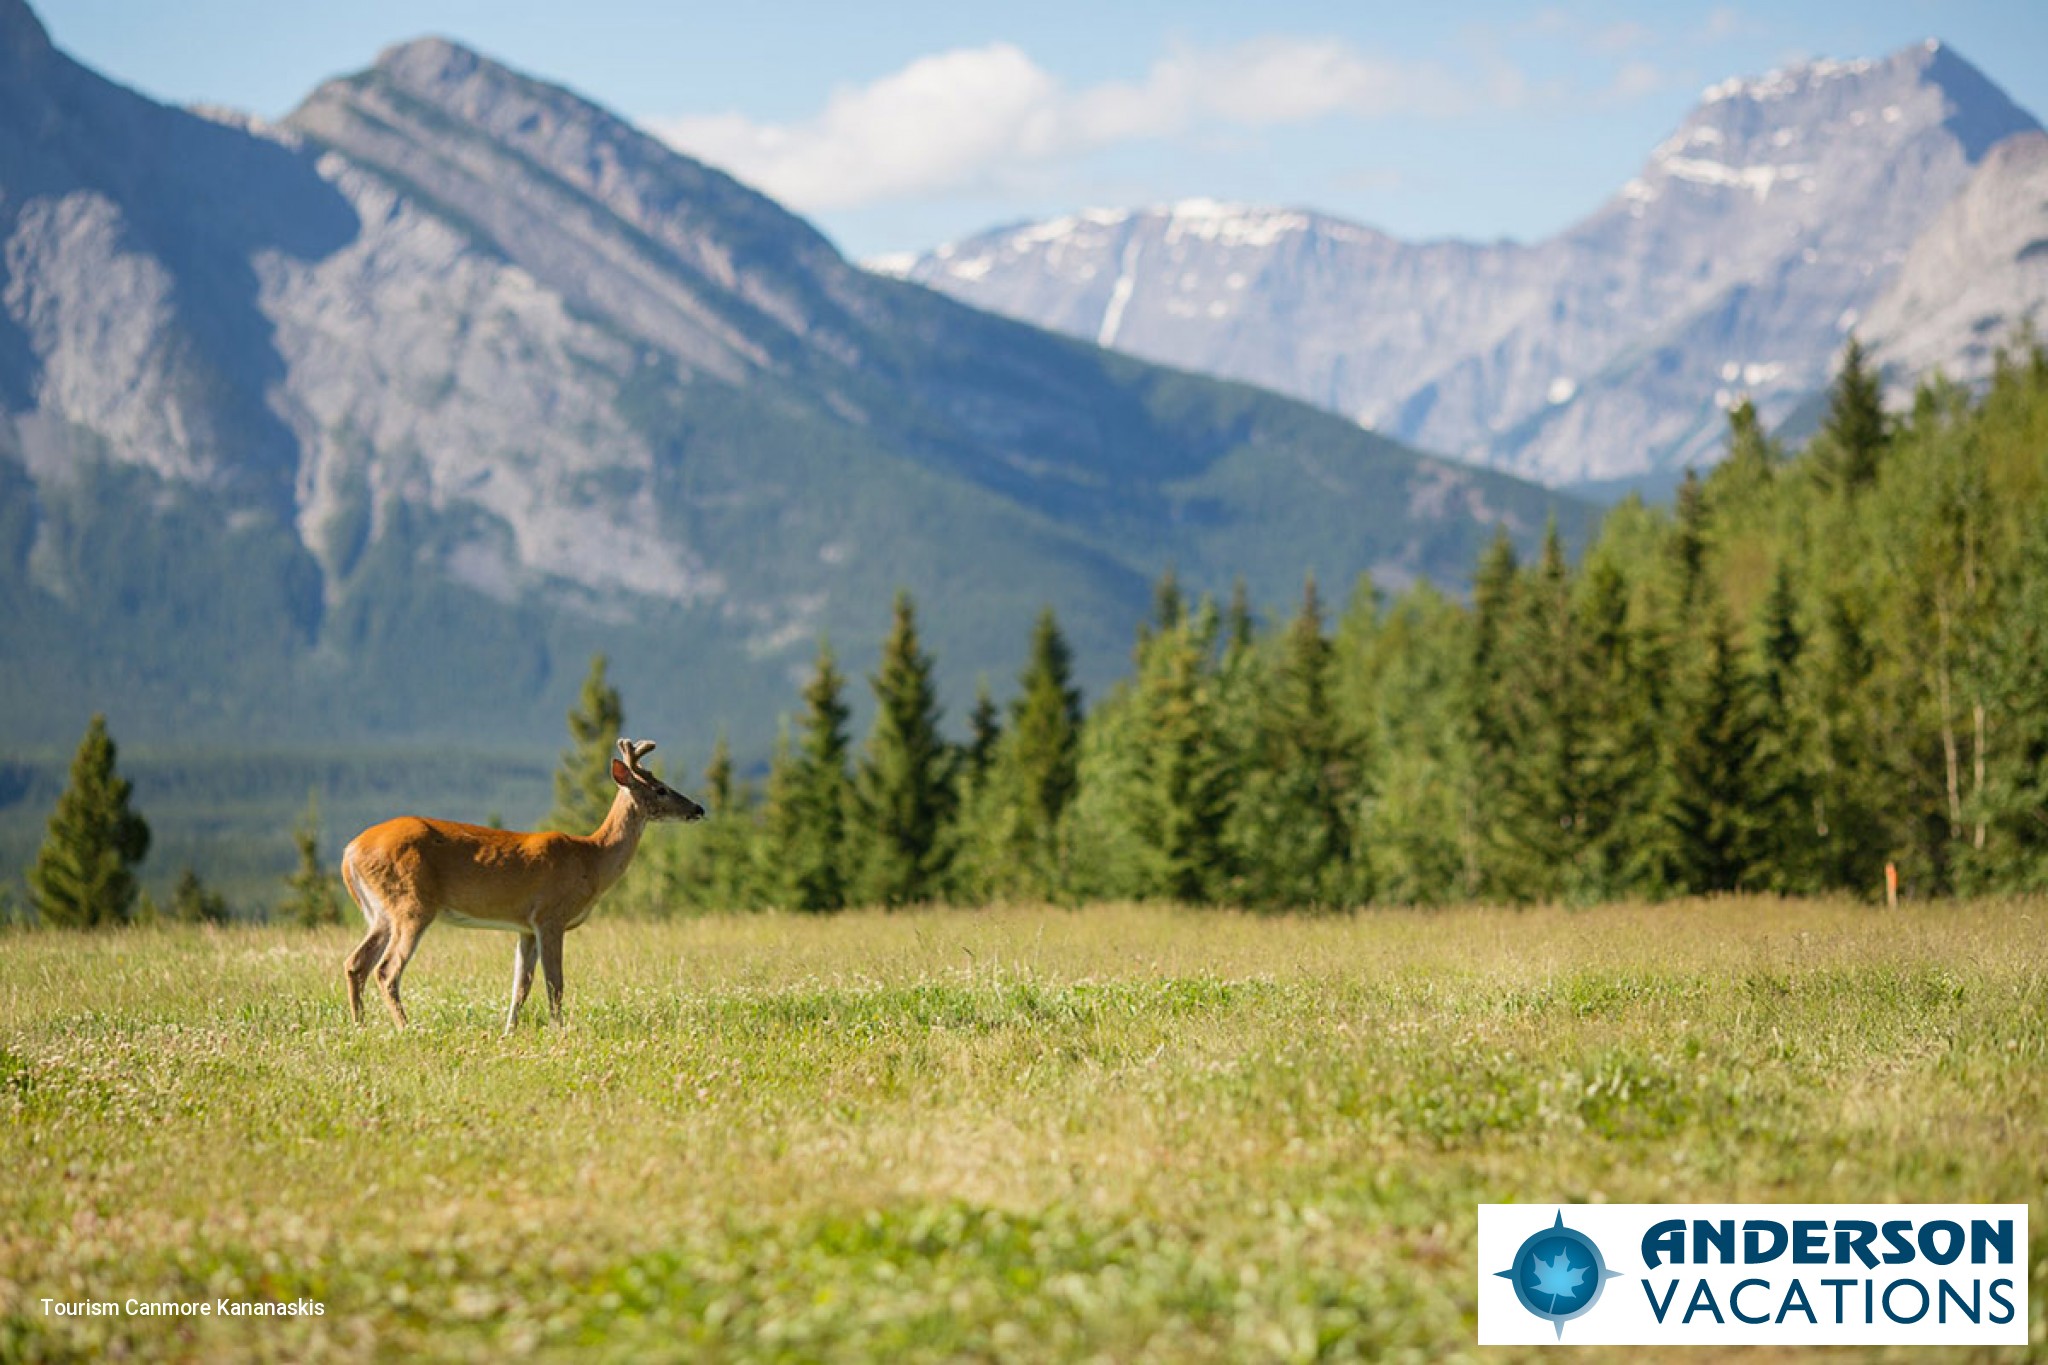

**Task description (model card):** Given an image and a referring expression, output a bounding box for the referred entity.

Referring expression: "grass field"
[2,899,2044,1362]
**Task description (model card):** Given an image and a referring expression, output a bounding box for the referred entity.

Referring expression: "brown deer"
[341,739,704,1031]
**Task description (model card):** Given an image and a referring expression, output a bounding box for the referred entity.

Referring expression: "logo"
[1478,1204,2028,1346]
[1495,1211,1623,1338]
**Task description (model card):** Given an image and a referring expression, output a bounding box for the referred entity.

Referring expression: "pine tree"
[1572,554,1666,898]
[28,714,152,928]
[1668,614,1772,893]
[1751,562,1821,891]
[678,731,761,910]
[1129,611,1233,903]
[1487,524,1596,900]
[781,641,855,912]
[1670,469,1710,616]
[1237,575,1363,906]
[963,679,1001,789]
[168,866,230,925]
[855,592,954,905]
[282,792,344,927]
[1224,577,1256,660]
[548,654,624,833]
[1813,335,1889,493]
[960,608,1085,901]
[1715,397,1782,506]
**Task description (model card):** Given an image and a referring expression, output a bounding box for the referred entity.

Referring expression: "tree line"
[616,334,2048,910]
[11,334,2048,925]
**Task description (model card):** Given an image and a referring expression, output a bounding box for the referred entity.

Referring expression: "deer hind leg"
[504,932,539,1035]
[375,920,426,1029]
[344,922,390,1024]
[340,853,390,1025]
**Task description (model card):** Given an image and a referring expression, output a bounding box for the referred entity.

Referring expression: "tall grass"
[2,899,2043,1361]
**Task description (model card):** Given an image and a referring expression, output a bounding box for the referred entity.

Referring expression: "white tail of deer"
[340,738,704,1031]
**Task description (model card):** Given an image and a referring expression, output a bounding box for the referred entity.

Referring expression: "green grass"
[1,900,2043,1362]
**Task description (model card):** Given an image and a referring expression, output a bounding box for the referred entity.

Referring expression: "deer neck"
[586,788,648,891]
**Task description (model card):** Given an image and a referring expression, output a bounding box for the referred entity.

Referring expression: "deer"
[340,738,704,1032]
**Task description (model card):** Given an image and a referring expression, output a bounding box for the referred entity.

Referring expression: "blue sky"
[30,1,2048,260]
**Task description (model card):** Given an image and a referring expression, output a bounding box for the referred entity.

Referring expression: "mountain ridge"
[879,40,2041,491]
[0,0,1586,761]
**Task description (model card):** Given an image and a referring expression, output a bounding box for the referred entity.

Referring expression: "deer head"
[609,738,706,822]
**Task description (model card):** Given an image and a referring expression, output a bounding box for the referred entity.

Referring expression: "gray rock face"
[0,0,1585,747]
[1861,130,2048,383]
[880,42,2039,489]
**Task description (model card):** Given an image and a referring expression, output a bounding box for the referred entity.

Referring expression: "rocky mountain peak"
[890,40,2040,491]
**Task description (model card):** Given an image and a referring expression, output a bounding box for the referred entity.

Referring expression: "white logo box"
[1477,1203,2030,1346]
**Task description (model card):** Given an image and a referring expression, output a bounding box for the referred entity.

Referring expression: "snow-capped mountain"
[877,41,2040,491]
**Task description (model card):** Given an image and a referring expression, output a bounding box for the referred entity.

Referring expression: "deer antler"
[617,738,658,777]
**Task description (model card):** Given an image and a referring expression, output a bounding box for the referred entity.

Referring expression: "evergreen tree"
[548,654,624,832]
[28,714,152,928]
[1224,577,1256,660]
[963,679,1001,789]
[675,731,760,910]
[1237,575,1364,906]
[168,866,231,925]
[780,641,855,911]
[1128,611,1234,902]
[1751,562,1822,891]
[1813,335,1889,493]
[959,608,1086,901]
[855,592,954,905]
[1572,554,1667,898]
[281,792,344,927]
[1140,563,1184,647]
[1670,469,1710,616]
[1668,614,1772,893]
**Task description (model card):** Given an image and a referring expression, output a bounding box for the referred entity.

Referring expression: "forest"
[16,336,2048,925]
[620,335,2048,912]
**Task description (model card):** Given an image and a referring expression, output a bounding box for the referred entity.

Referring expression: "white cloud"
[648,37,1475,212]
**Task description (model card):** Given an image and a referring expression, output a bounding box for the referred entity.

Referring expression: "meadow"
[2,899,2043,1362]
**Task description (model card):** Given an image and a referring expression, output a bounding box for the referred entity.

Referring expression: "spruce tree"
[1129,611,1233,902]
[28,714,151,928]
[963,680,1001,789]
[1239,575,1362,906]
[1006,608,1084,839]
[1751,562,1821,891]
[1814,335,1889,493]
[548,654,624,832]
[681,731,760,910]
[1488,524,1595,899]
[783,641,854,912]
[1668,614,1772,893]
[855,592,954,905]
[168,866,231,925]
[962,608,1085,901]
[282,792,344,927]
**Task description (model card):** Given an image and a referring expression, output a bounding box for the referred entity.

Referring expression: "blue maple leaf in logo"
[1528,1248,1587,1309]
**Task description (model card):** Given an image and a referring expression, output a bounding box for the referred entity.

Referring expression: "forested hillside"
[616,336,2048,910]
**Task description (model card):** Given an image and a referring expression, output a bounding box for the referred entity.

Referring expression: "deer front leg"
[537,921,567,1026]
[504,932,539,1035]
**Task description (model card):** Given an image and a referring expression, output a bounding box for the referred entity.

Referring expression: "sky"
[28,1,2048,262]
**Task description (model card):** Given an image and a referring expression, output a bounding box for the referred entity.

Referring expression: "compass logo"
[1494,1211,1623,1339]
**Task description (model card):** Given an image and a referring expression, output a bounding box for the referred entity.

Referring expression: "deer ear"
[610,758,633,788]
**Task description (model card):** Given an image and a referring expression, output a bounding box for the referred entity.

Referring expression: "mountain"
[877,42,2040,493]
[0,0,1584,761]
[1861,130,2048,383]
